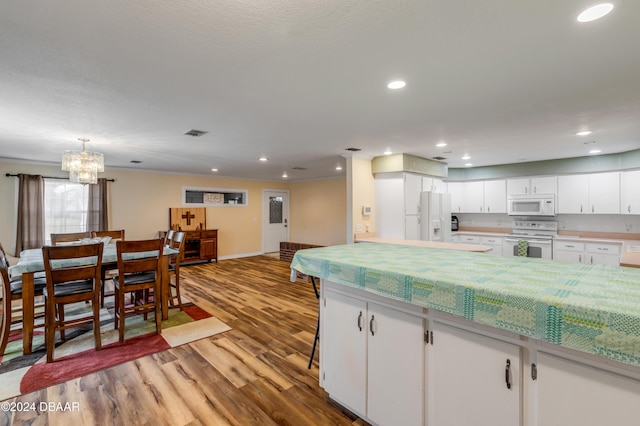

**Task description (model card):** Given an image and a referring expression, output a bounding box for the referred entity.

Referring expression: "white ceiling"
[1,1,639,181]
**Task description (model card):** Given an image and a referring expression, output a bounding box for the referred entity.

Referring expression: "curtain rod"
[5,173,115,182]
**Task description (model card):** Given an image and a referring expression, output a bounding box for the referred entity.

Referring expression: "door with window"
[263,190,289,253]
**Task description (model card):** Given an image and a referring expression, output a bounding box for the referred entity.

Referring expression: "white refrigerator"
[420,191,452,242]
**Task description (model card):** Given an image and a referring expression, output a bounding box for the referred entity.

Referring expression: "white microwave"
[508,194,555,216]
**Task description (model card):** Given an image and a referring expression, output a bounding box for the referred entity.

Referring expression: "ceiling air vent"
[183,129,208,137]
[345,147,362,152]
[432,156,447,161]
[292,167,307,170]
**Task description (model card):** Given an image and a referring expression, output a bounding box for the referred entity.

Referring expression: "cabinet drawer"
[459,235,480,244]
[554,241,584,252]
[201,230,218,239]
[480,236,503,246]
[585,243,620,256]
[185,231,201,239]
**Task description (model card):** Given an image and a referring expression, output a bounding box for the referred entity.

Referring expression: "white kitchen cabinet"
[557,172,620,214]
[537,352,640,426]
[553,240,621,265]
[447,180,505,213]
[422,176,446,193]
[457,234,480,244]
[483,180,507,213]
[428,321,520,426]
[480,236,503,256]
[405,215,420,240]
[507,176,557,196]
[404,173,422,215]
[448,182,465,213]
[621,170,640,214]
[322,287,425,426]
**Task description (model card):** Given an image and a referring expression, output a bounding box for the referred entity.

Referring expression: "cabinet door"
[537,352,640,426]
[558,175,589,214]
[374,175,405,239]
[422,176,433,193]
[621,170,640,214]
[367,303,424,426]
[323,290,367,415]
[506,178,530,195]
[432,178,446,193]
[530,176,557,194]
[588,172,620,214]
[553,250,584,264]
[429,322,520,426]
[405,215,420,240]
[200,238,217,260]
[448,182,464,213]
[405,173,422,215]
[463,181,484,213]
[586,243,620,266]
[483,180,507,213]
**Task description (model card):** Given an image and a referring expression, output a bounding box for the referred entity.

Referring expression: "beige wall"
[1,160,347,258]
[289,178,347,246]
[350,157,376,238]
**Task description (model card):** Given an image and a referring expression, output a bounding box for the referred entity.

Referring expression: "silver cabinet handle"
[629,205,632,213]
[597,247,609,251]
[565,245,575,248]
[580,205,583,213]
[592,205,595,213]
[487,206,490,212]
[591,256,594,264]
[369,315,375,336]
[525,187,528,194]
[579,254,582,263]
[357,311,363,331]
[505,359,512,390]
[533,186,537,193]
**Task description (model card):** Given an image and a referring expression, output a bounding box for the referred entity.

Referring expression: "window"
[182,186,248,206]
[43,179,89,244]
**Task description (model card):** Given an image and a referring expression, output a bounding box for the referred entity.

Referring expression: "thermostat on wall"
[362,205,372,216]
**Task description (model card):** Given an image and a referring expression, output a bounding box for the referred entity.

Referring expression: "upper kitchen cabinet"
[506,176,557,196]
[621,170,640,215]
[557,172,620,214]
[422,176,446,193]
[448,180,506,214]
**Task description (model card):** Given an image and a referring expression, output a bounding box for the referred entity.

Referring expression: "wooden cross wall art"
[169,207,206,231]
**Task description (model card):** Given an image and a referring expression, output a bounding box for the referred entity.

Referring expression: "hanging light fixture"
[61,138,104,184]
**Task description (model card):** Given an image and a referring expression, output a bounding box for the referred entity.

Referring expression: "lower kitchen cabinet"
[553,240,620,266]
[428,322,520,426]
[322,287,425,426]
[537,352,640,426]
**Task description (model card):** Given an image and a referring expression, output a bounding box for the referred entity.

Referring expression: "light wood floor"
[2,256,368,426]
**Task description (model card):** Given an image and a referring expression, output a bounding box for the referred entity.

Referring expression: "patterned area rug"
[0,295,230,401]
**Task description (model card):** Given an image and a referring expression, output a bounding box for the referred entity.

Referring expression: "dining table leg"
[21,271,35,355]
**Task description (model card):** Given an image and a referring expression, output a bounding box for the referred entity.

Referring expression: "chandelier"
[61,138,104,184]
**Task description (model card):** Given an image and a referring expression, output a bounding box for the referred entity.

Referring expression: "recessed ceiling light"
[465,163,473,167]
[336,165,343,171]
[282,172,288,178]
[259,157,268,162]
[589,149,602,154]
[576,130,592,136]
[577,3,614,22]
[384,149,393,155]
[462,155,471,160]
[211,168,218,172]
[436,142,447,148]
[387,80,406,90]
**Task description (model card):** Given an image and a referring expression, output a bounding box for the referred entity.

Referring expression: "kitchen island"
[291,243,640,426]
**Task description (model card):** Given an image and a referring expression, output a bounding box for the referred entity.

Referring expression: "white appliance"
[508,194,555,216]
[420,191,451,242]
[503,220,557,259]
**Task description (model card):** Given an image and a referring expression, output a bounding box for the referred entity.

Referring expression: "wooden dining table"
[8,243,179,355]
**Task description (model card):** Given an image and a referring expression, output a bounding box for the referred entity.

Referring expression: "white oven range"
[503,220,558,259]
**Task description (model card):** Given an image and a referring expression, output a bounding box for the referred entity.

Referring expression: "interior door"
[263,190,289,253]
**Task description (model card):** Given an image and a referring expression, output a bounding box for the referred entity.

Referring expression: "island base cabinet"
[322,287,424,426]
[428,322,520,426]
[537,352,640,426]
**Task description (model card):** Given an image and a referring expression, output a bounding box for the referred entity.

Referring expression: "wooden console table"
[160,229,218,264]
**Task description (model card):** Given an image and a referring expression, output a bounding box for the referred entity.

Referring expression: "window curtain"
[16,174,45,252]
[87,178,109,233]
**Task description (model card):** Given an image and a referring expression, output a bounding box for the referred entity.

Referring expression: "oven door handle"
[504,238,552,244]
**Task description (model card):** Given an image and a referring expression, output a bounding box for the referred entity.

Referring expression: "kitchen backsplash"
[456,213,640,234]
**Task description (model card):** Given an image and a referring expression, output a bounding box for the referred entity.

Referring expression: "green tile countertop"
[290,243,640,367]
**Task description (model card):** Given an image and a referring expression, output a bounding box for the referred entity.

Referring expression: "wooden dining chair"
[168,231,186,310]
[92,230,125,242]
[163,230,175,247]
[92,230,125,307]
[1,246,47,358]
[113,239,163,343]
[50,231,91,246]
[42,242,103,363]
